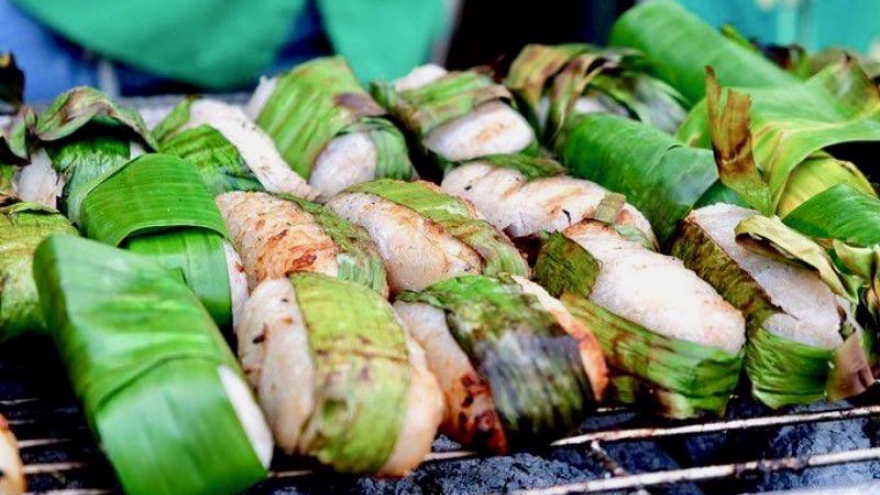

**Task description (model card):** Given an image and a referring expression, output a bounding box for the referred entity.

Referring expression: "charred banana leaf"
[396,274,605,450]
[506,43,685,143]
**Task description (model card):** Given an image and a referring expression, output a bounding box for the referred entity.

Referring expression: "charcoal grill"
[4,97,880,495]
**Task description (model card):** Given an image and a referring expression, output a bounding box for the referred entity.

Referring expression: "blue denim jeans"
[0,0,329,102]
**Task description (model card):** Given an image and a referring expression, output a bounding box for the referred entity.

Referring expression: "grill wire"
[6,97,880,495]
[6,337,880,495]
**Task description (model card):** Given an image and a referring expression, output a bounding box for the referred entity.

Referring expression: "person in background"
[672,0,880,58]
[445,0,634,71]
[0,0,454,101]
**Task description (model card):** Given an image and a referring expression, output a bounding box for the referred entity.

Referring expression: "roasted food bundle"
[2,2,880,494]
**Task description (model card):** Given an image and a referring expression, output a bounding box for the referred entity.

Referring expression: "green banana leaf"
[609,0,798,107]
[558,67,835,245]
[374,69,511,138]
[397,274,594,446]
[279,194,388,295]
[672,209,872,407]
[505,43,686,143]
[45,128,136,224]
[126,231,232,331]
[254,56,414,181]
[289,272,408,472]
[19,90,237,329]
[774,153,875,218]
[34,87,157,148]
[78,153,234,329]
[557,113,744,243]
[153,97,264,196]
[783,184,880,369]
[0,165,12,205]
[79,154,229,244]
[466,153,566,181]
[0,202,79,339]
[346,180,529,278]
[0,53,23,114]
[563,295,744,418]
[536,232,743,417]
[151,96,196,143]
[348,117,413,181]
[24,87,158,224]
[372,68,538,168]
[160,125,265,196]
[677,60,880,212]
[785,184,880,246]
[33,235,267,495]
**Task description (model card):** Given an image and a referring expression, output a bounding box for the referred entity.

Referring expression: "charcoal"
[755,402,880,491]
[256,452,612,495]
[604,441,705,495]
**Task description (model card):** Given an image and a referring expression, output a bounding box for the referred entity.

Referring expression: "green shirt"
[13,0,446,88]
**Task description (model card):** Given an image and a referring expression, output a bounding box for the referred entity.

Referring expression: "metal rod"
[271,469,315,479]
[512,447,880,495]
[24,491,111,495]
[0,398,42,407]
[587,441,651,495]
[552,405,880,446]
[17,438,72,449]
[23,462,88,475]
[595,405,628,415]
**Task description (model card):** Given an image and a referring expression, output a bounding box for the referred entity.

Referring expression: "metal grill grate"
[6,340,880,495]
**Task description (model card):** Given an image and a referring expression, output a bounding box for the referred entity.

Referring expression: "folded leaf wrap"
[33,235,266,495]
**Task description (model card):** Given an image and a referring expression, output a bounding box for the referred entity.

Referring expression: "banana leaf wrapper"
[536,232,743,417]
[505,43,686,142]
[35,87,157,147]
[254,56,414,182]
[372,69,539,168]
[345,180,529,278]
[557,113,745,244]
[608,0,798,106]
[33,235,267,495]
[289,272,409,472]
[78,153,235,329]
[784,184,880,374]
[280,194,388,295]
[153,98,263,196]
[672,212,872,407]
[397,274,594,445]
[468,153,567,181]
[0,202,78,339]
[25,87,158,224]
[677,60,880,213]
